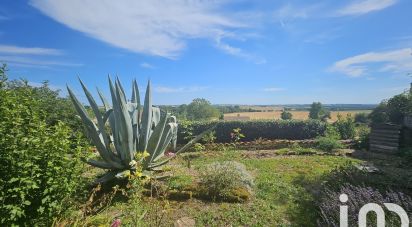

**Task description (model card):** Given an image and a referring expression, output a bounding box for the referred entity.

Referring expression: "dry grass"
[224,110,371,122]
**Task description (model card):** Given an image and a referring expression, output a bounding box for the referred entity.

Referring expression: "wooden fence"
[369,124,401,153]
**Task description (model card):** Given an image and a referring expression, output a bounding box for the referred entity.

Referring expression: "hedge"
[177,120,327,144]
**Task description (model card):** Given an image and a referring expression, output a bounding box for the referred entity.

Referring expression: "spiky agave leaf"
[138,81,152,152]
[67,86,124,169]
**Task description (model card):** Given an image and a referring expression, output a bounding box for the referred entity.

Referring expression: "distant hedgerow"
[178,120,327,144]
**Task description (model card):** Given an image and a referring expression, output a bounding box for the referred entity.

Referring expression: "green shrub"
[280,110,293,120]
[354,112,369,124]
[333,114,356,139]
[198,161,254,201]
[178,120,327,143]
[0,68,88,225]
[325,124,341,140]
[354,125,370,150]
[315,137,344,152]
[193,143,206,152]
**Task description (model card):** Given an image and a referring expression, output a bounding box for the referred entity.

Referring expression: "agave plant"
[67,77,211,184]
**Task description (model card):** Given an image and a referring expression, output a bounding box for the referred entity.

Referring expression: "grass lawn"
[66,151,361,226]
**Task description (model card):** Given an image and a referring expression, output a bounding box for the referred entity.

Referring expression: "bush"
[315,137,344,152]
[333,114,356,140]
[198,161,254,201]
[318,184,412,227]
[178,120,327,143]
[0,68,88,225]
[354,112,369,124]
[354,125,370,150]
[281,110,293,120]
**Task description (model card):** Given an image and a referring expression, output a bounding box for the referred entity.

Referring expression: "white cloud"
[263,87,285,92]
[0,55,82,68]
[0,45,63,55]
[329,48,412,77]
[154,85,207,93]
[140,62,155,69]
[31,0,247,59]
[336,0,396,16]
[215,36,266,64]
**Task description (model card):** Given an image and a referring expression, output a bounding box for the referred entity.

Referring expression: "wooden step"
[369,135,399,142]
[369,140,399,147]
[370,144,398,152]
[372,124,402,130]
[371,129,401,135]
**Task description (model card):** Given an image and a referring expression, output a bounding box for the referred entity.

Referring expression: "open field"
[224,110,372,122]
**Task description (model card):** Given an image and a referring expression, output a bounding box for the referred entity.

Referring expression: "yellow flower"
[142,150,150,158]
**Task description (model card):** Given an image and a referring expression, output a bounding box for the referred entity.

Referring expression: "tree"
[370,92,412,124]
[281,110,293,120]
[186,98,220,121]
[334,114,356,139]
[309,102,330,121]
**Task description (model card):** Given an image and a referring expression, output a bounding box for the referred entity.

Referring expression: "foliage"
[201,130,216,144]
[198,161,253,201]
[280,110,293,120]
[333,114,356,139]
[0,66,88,225]
[325,124,341,140]
[230,128,245,143]
[178,120,327,143]
[309,102,331,121]
[354,125,370,150]
[318,184,412,227]
[185,98,220,121]
[192,143,206,152]
[315,136,344,152]
[354,112,369,124]
[68,78,211,183]
[370,92,412,124]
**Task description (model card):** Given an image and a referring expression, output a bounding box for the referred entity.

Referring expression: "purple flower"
[111,218,121,227]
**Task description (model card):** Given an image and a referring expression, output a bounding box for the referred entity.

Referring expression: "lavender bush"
[317,184,412,227]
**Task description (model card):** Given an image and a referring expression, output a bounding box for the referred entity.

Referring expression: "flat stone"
[174,217,195,227]
[355,163,379,173]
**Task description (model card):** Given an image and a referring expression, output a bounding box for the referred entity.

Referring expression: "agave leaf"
[131,79,140,105]
[145,112,169,167]
[152,120,177,162]
[86,159,114,169]
[149,126,216,169]
[115,80,134,165]
[138,81,152,152]
[97,87,111,111]
[131,80,141,148]
[116,77,127,103]
[102,109,113,124]
[67,86,124,169]
[94,171,118,185]
[79,79,112,152]
[109,77,122,159]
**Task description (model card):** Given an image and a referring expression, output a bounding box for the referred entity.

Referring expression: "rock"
[355,163,379,173]
[174,217,195,227]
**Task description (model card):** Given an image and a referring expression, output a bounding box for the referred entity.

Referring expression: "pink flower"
[165,151,176,157]
[111,218,121,227]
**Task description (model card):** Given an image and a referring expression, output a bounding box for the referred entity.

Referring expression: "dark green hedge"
[177,120,327,144]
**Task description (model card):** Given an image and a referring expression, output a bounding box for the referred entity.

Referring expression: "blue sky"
[1,0,412,105]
